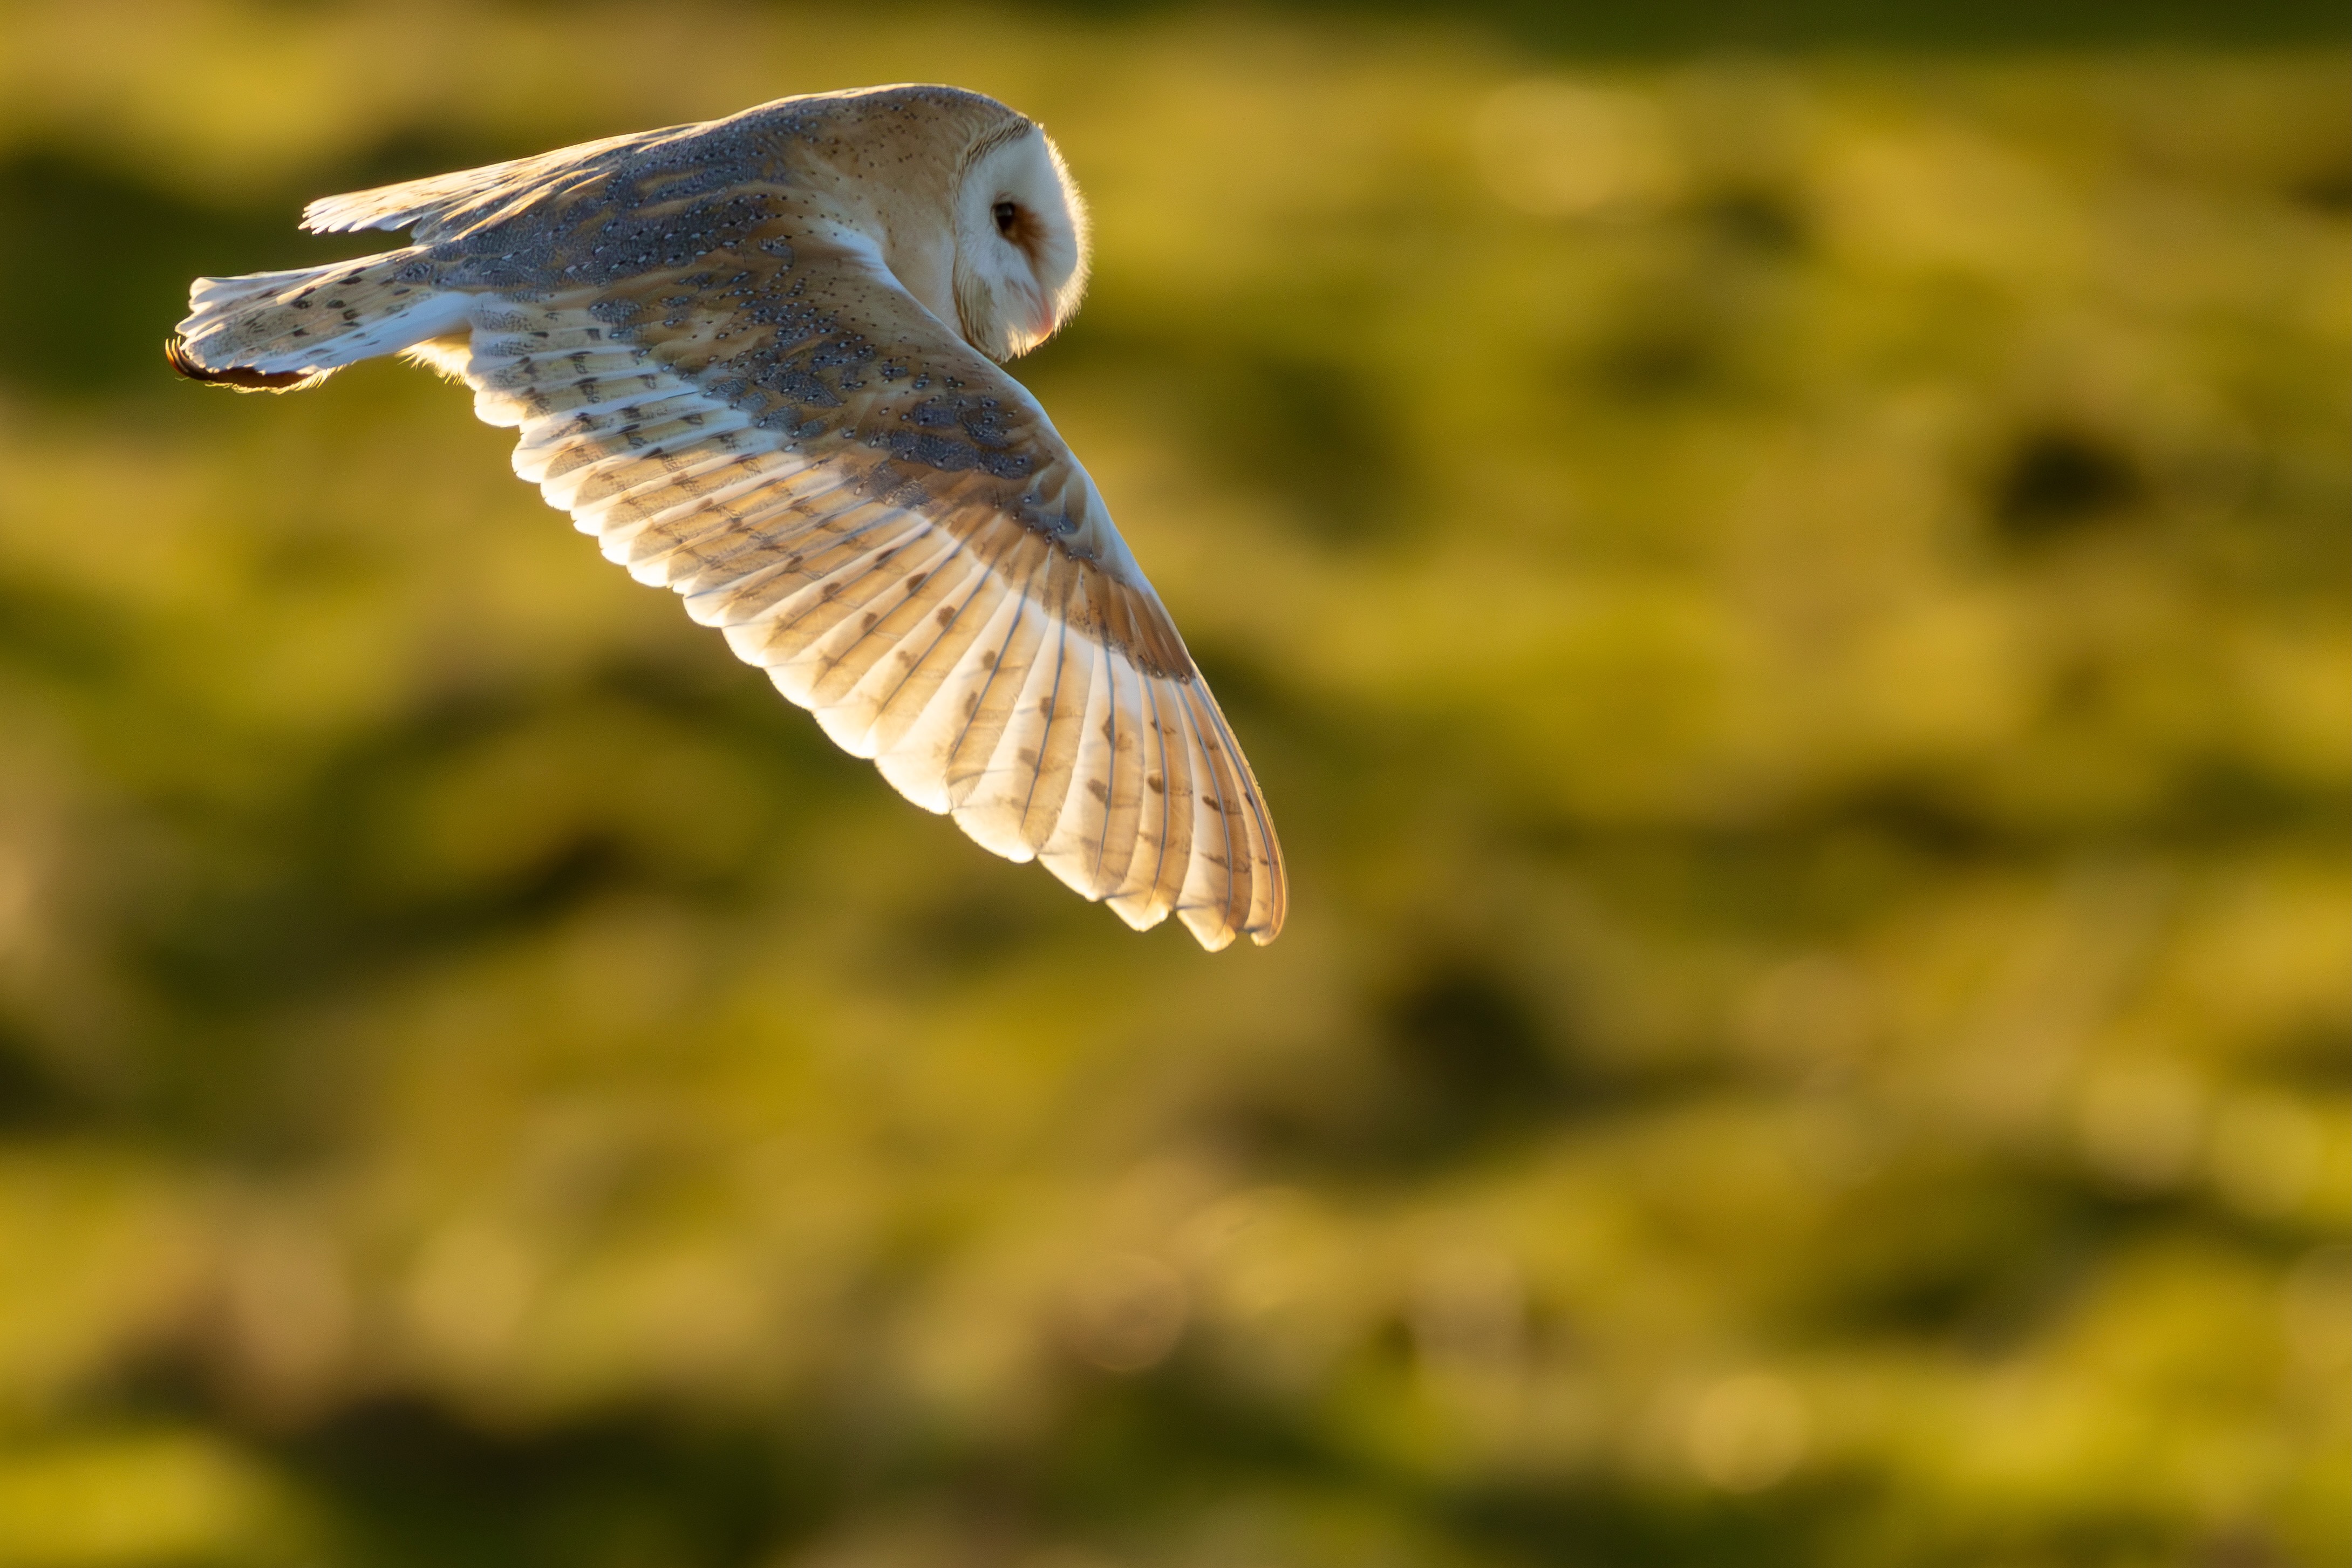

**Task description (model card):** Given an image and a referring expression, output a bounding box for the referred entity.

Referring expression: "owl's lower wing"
[451,252,1284,950]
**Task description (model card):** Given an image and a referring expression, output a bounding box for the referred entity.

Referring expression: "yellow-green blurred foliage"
[0,2,2345,1564]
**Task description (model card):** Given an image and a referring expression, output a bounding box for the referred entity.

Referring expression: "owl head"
[950,121,1090,360]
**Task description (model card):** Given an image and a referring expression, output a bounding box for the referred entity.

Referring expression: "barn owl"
[168,85,1284,950]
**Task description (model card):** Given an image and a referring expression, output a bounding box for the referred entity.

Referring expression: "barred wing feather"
[456,247,1284,949]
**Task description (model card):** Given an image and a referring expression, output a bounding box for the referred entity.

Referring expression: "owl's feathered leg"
[166,251,470,393]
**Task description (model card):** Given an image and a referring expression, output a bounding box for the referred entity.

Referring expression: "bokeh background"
[0,1,2346,1563]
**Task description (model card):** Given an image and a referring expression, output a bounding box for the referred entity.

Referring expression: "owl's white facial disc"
[952,124,1089,360]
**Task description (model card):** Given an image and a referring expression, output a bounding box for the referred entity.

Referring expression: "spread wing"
[445,231,1285,950]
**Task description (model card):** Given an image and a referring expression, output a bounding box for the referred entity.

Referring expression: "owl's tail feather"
[167,250,471,393]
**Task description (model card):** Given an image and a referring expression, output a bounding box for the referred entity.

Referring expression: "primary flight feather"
[169,85,1285,950]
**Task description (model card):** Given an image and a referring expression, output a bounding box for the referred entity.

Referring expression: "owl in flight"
[169,85,1284,950]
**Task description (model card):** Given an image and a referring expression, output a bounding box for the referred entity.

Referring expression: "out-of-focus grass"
[0,3,2344,1565]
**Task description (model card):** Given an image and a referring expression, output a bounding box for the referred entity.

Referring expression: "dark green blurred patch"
[279,1401,801,1568]
[1044,0,2344,49]
[1692,186,1811,256]
[1570,203,1809,410]
[1040,1352,1864,1567]
[1781,1157,2135,1345]
[2292,160,2352,212]
[132,678,754,1007]
[1584,309,1734,405]
[0,573,130,685]
[0,1024,101,1133]
[1441,1475,1872,1568]
[1212,350,1409,548]
[1990,427,2148,546]
[1201,956,1717,1180]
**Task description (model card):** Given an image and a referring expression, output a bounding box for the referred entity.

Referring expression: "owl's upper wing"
[451,229,1284,950]
[302,125,687,241]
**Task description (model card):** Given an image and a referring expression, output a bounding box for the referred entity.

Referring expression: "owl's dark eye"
[992,200,1020,237]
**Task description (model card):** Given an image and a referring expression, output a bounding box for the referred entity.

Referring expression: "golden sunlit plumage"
[169,84,1283,950]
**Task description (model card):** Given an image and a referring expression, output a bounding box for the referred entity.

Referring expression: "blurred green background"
[0,2,2346,1564]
